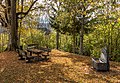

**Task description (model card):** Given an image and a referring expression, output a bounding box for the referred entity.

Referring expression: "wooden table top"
[27,49,44,54]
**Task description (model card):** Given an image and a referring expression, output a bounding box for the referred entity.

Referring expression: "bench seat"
[92,57,109,71]
[39,47,51,60]
[17,48,36,63]
[92,47,110,71]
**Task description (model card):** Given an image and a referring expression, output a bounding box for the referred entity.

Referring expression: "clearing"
[0,50,120,83]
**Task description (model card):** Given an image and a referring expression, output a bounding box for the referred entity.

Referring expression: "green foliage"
[19,28,56,49]
[0,33,8,52]
[1,0,120,62]
[18,0,120,62]
[111,50,120,62]
[83,43,93,56]
[91,48,101,58]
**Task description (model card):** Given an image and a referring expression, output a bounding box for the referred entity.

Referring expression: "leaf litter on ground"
[0,50,120,83]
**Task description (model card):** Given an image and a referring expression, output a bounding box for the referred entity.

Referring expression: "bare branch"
[17,0,38,19]
[0,14,7,27]
[30,6,44,11]
[0,4,6,9]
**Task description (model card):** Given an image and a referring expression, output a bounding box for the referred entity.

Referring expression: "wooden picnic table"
[27,49,45,61]
[27,48,51,61]
[27,49,44,56]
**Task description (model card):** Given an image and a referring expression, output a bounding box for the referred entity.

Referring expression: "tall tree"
[54,0,100,54]
[46,0,62,49]
[0,0,40,50]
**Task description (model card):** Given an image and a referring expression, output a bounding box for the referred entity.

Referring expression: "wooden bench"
[39,47,51,60]
[17,46,36,63]
[27,44,38,49]
[92,47,110,71]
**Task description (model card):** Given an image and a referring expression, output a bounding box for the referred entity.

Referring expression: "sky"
[38,0,44,3]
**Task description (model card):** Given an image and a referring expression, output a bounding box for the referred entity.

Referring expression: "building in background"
[37,11,51,35]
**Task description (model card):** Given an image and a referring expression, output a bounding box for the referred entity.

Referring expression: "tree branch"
[30,6,44,11]
[0,0,6,9]
[17,0,38,19]
[0,4,6,9]
[0,14,7,27]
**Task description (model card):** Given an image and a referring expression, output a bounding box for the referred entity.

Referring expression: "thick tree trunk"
[10,0,17,51]
[2,0,38,51]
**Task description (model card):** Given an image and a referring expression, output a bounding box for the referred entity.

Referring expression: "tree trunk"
[107,26,110,56]
[80,29,84,55]
[79,15,84,55]
[10,0,17,51]
[75,36,78,46]
[73,30,75,53]
[56,30,59,49]
[4,0,11,51]
[110,25,113,55]
[16,19,19,48]
[115,28,120,53]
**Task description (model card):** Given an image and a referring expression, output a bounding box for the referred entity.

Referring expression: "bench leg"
[18,57,25,60]
[18,55,25,60]
[43,55,49,61]
[25,58,31,63]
